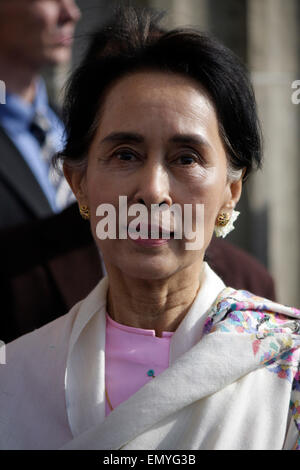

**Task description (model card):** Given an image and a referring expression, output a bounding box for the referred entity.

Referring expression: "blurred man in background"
[0,0,81,229]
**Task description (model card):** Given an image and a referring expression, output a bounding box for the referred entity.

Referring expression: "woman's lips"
[130,237,170,247]
[127,223,174,239]
[126,223,174,247]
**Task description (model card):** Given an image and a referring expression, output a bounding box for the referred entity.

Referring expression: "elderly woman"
[0,7,299,450]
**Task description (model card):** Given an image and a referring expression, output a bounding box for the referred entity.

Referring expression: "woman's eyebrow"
[170,134,211,148]
[99,132,212,150]
[100,132,144,145]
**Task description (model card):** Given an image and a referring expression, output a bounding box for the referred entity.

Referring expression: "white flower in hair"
[214,210,240,238]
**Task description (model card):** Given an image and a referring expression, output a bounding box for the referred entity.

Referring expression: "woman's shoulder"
[0,302,84,450]
[204,286,300,339]
[213,287,299,318]
[2,276,108,368]
[3,298,82,369]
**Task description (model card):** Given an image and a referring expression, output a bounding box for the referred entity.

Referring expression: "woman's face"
[67,71,242,280]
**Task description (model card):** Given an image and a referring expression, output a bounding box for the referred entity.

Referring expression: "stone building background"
[46,0,300,307]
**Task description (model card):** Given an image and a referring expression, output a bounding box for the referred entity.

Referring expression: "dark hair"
[57,5,262,180]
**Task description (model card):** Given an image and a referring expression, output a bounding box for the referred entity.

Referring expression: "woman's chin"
[99,239,181,279]
[104,253,180,281]
[121,260,178,281]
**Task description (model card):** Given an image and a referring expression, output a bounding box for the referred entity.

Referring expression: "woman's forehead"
[95,70,220,142]
[102,70,213,108]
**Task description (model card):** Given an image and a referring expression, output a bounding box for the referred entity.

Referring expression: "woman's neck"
[106,260,204,337]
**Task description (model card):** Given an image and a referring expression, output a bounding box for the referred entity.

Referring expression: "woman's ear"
[229,176,243,208]
[63,163,88,206]
[222,169,245,212]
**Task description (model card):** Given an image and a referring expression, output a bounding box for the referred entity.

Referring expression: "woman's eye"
[115,150,137,161]
[176,154,198,165]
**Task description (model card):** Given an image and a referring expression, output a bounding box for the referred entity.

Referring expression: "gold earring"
[216,212,230,227]
[79,205,90,220]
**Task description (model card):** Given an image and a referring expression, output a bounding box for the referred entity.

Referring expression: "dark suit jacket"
[0,124,54,230]
[0,203,276,343]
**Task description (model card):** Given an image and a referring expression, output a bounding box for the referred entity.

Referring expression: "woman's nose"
[133,162,172,208]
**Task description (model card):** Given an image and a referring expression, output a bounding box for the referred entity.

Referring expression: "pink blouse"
[105,313,173,416]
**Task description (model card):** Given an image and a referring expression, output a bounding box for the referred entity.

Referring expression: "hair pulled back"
[57,5,262,180]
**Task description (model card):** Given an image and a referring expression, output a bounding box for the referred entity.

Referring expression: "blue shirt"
[0,79,66,212]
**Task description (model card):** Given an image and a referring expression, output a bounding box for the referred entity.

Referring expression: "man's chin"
[42,47,72,66]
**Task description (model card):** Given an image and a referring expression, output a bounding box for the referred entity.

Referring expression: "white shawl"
[0,263,299,450]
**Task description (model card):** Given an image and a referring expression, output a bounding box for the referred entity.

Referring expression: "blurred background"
[44,0,299,308]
